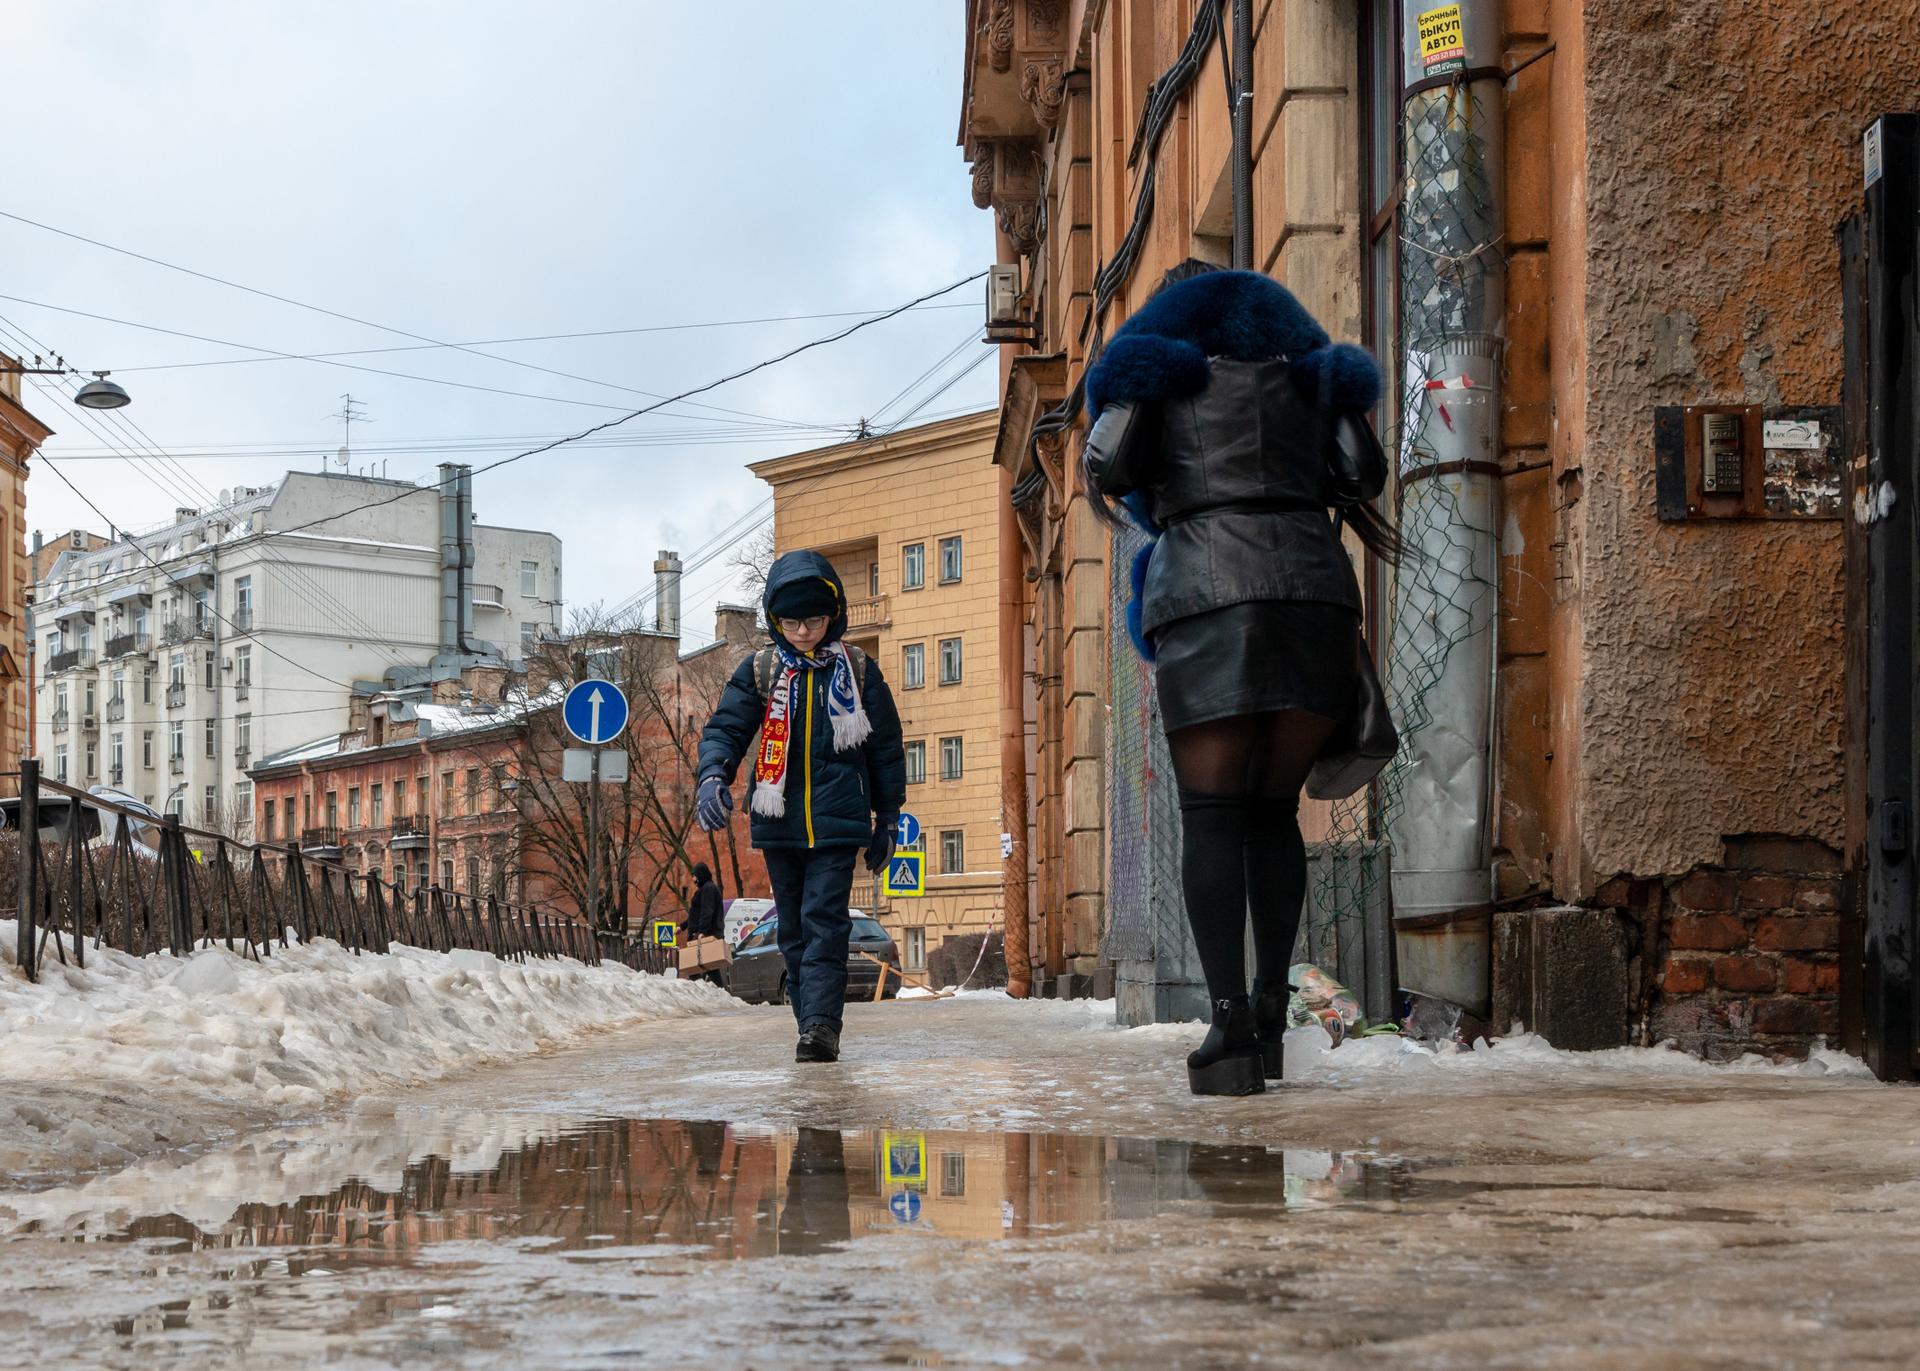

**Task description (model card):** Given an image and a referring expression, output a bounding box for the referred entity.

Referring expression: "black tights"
[1170,710,1340,1003]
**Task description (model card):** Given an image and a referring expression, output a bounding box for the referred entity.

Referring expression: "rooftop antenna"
[328,393,371,463]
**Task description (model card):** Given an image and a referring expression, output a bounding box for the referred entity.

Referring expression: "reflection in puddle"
[25,1119,1409,1266]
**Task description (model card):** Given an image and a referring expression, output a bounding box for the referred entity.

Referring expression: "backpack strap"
[753,646,777,700]
[844,644,869,696]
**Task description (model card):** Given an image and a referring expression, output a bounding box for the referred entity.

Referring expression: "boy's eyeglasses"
[777,615,830,634]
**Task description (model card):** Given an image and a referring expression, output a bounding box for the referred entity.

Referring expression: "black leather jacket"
[1084,358,1383,638]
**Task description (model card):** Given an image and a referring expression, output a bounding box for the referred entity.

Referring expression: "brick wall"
[1642,839,1843,1060]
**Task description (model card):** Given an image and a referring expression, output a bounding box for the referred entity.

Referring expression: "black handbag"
[1306,511,1400,801]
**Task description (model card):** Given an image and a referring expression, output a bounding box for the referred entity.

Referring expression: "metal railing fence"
[6,760,669,983]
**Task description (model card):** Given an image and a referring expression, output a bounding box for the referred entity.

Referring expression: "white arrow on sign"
[589,687,605,744]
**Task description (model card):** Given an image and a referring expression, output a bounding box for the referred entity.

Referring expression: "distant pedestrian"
[695,550,907,1064]
[1083,262,1401,1097]
[685,862,724,942]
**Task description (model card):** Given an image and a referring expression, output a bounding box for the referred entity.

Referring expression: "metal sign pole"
[587,744,601,942]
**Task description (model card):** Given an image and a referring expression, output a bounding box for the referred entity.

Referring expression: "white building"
[31,465,561,832]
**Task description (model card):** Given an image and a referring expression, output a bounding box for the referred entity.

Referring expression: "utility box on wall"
[1654,405,1846,522]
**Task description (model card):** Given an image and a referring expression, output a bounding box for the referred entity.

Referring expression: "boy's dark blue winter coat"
[697,551,907,850]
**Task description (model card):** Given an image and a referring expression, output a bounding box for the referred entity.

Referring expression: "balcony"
[234,682,250,702]
[169,754,184,775]
[105,697,127,722]
[161,618,213,646]
[233,745,251,767]
[166,682,187,710]
[389,815,430,850]
[109,767,124,787]
[231,607,254,633]
[48,648,95,674]
[301,826,343,856]
[471,583,504,609]
[50,709,70,735]
[846,595,891,633]
[105,632,152,659]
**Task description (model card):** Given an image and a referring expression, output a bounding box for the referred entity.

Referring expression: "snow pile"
[0,922,733,1175]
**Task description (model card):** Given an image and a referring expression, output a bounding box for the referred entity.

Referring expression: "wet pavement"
[4,994,1919,1368]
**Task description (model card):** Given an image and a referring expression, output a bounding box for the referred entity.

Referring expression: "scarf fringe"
[831,708,872,751]
[750,785,787,818]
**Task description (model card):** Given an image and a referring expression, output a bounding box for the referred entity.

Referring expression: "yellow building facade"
[751,411,1005,975]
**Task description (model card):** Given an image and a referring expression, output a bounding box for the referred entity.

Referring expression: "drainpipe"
[1229,0,1254,270]
[999,468,1031,998]
[1387,0,1505,1016]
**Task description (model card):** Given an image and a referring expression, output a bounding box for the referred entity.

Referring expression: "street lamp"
[0,358,133,410]
[72,373,132,410]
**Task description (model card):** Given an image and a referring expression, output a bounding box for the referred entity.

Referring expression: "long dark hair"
[1340,497,1406,565]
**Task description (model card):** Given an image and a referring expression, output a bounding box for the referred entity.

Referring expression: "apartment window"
[441,858,454,888]
[520,620,537,655]
[939,536,963,584]
[902,643,925,690]
[941,1151,966,1198]
[110,733,124,778]
[467,856,480,892]
[54,686,67,718]
[441,771,454,817]
[169,652,185,688]
[416,859,429,887]
[371,783,385,823]
[940,735,964,781]
[938,637,963,685]
[303,793,313,827]
[868,561,880,597]
[904,740,927,785]
[233,782,252,833]
[233,575,252,619]
[110,669,125,704]
[169,721,184,761]
[142,668,153,704]
[83,680,95,715]
[169,793,186,820]
[203,786,217,821]
[204,718,217,759]
[84,739,97,779]
[940,829,965,874]
[466,768,480,812]
[54,745,68,782]
[417,776,429,817]
[191,588,210,632]
[520,559,539,597]
[393,783,406,818]
[204,651,216,690]
[902,542,925,591]
[142,730,154,769]
[348,787,362,827]
[264,799,276,838]
[133,606,147,638]
[326,792,339,827]
[235,646,251,688]
[78,624,91,653]
[287,796,299,838]
[235,714,251,756]
[904,926,927,972]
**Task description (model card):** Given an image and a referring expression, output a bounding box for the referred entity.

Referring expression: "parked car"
[724,913,901,1005]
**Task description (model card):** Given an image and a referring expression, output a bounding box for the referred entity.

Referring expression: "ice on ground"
[0,920,734,1176]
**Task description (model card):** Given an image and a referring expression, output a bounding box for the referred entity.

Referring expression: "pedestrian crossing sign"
[882,1131,927,1188]
[884,851,925,898]
[651,919,679,947]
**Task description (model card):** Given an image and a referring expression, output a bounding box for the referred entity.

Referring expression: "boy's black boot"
[1186,996,1265,1096]
[795,1024,841,1064]
[1250,979,1290,1080]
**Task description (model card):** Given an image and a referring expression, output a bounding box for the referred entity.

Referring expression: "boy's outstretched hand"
[865,814,897,873]
[696,776,734,832]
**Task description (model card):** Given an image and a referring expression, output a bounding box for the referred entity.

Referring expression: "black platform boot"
[1250,979,1290,1081]
[1186,996,1265,1096]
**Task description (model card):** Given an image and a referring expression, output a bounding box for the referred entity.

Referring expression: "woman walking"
[1082,262,1400,1097]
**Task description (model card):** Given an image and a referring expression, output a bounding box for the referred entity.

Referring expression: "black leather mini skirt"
[1152,599,1361,733]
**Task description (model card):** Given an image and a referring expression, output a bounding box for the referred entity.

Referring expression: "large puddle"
[12,1117,1410,1265]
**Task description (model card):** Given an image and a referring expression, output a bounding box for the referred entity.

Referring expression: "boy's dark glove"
[696,776,733,832]
[865,814,898,873]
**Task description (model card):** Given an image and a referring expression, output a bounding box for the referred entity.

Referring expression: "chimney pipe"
[653,550,682,636]
[437,463,465,655]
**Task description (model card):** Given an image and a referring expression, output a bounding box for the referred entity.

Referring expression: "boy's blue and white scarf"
[749,641,871,818]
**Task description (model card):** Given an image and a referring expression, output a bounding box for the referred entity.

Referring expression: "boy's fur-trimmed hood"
[1084,269,1381,420]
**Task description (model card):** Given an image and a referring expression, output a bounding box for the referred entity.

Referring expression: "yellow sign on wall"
[1418,3,1466,73]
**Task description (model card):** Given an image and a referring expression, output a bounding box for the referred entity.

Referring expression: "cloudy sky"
[1,3,992,647]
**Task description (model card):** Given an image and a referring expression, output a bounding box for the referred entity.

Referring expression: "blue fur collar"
[1084,269,1381,420]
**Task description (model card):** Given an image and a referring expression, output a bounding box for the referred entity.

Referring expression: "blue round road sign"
[895,812,922,847]
[563,678,630,746]
[889,1191,921,1224]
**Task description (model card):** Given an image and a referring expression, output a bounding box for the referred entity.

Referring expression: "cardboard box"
[678,935,730,975]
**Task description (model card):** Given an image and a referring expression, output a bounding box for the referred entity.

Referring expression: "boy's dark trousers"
[762,846,861,1033]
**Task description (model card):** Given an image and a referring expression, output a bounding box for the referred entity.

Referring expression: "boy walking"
[696,550,906,1063]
